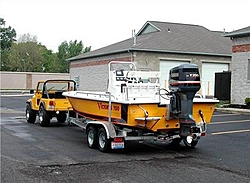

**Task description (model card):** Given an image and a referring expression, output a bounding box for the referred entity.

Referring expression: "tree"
[0,18,16,50]
[41,47,62,73]
[0,19,91,73]
[7,42,45,72]
[17,33,38,43]
[0,18,16,70]
[57,40,91,72]
[6,32,64,72]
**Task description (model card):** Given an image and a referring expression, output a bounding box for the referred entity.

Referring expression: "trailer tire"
[170,138,182,146]
[26,103,36,123]
[98,127,110,152]
[183,138,198,148]
[39,105,50,127]
[87,126,98,149]
[57,112,66,123]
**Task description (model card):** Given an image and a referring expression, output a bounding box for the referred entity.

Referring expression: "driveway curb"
[215,108,250,115]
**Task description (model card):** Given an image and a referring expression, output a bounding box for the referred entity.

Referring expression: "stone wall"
[231,39,250,104]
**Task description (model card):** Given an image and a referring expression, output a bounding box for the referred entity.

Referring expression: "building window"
[248,59,250,80]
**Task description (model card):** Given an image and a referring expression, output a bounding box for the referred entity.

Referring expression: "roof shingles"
[69,21,231,61]
[224,26,250,37]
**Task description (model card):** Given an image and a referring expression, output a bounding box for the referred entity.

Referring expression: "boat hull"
[66,96,216,133]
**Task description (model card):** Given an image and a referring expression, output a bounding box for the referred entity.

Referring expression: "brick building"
[224,26,250,104]
[68,21,231,97]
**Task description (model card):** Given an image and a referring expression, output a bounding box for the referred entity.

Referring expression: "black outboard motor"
[169,64,201,139]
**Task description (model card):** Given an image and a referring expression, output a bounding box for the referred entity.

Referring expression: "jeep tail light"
[49,101,55,106]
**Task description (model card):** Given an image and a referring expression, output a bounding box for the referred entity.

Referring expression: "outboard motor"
[169,64,201,138]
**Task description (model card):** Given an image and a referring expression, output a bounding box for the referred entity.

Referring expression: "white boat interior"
[63,61,218,104]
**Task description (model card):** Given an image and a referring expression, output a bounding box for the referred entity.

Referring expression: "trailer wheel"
[170,138,182,146]
[56,112,66,123]
[183,138,198,148]
[87,126,98,148]
[39,106,50,127]
[26,103,36,123]
[98,127,110,152]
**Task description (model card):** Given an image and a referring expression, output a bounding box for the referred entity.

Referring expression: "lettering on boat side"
[97,103,120,111]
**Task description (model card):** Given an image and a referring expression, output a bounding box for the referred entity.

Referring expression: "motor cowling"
[169,64,201,94]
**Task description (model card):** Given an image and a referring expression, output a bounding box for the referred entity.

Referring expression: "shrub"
[245,97,250,108]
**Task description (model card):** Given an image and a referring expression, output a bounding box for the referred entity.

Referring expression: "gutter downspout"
[128,49,134,63]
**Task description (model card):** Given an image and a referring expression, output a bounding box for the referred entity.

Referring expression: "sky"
[0,0,249,52]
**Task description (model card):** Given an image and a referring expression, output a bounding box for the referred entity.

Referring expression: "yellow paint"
[68,98,122,119]
[68,97,216,132]
[126,104,179,132]
[193,103,215,123]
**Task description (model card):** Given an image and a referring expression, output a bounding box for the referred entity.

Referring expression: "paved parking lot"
[1,96,250,183]
[211,112,250,135]
[204,111,250,172]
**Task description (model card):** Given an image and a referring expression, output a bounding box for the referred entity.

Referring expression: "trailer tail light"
[111,137,124,150]
[201,133,206,137]
[114,137,123,142]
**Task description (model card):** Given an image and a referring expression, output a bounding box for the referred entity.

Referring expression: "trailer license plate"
[111,142,124,149]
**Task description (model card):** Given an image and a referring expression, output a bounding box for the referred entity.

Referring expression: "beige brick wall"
[70,53,132,91]
[0,72,70,89]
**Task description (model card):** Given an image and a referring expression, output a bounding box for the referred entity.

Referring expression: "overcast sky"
[0,0,249,52]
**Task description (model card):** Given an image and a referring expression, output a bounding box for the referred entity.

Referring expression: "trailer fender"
[86,121,117,139]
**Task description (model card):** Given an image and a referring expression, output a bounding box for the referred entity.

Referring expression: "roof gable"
[137,21,161,35]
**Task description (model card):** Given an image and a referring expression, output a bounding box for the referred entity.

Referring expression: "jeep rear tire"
[39,105,50,127]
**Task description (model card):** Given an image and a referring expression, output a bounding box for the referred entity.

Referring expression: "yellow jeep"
[26,79,76,127]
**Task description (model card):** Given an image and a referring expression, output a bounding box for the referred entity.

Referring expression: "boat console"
[108,62,161,102]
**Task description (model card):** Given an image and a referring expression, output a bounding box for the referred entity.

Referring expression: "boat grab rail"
[75,91,116,99]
